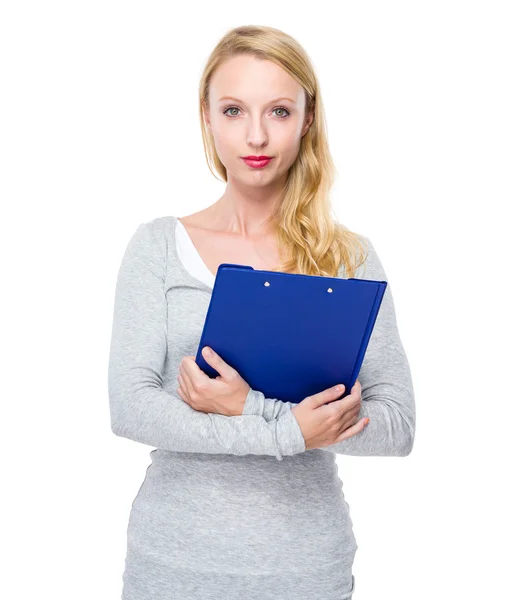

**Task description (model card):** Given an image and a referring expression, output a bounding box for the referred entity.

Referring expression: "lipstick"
[242,157,273,169]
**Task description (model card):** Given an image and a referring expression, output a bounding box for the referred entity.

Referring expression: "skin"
[176,55,369,443]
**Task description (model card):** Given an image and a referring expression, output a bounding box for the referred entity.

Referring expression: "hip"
[122,542,357,600]
[126,451,358,574]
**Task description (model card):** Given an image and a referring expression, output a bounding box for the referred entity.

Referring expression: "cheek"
[212,131,239,162]
[276,124,302,149]
[276,136,302,168]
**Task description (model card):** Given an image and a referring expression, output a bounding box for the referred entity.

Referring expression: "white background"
[1,1,510,599]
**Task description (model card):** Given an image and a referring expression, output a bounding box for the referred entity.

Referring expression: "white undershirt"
[175,218,216,288]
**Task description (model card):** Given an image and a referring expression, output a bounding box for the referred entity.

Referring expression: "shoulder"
[120,215,177,268]
[353,234,387,281]
[335,223,374,279]
[144,214,177,240]
[139,215,178,260]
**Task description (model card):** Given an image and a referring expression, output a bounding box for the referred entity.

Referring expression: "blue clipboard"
[195,263,387,404]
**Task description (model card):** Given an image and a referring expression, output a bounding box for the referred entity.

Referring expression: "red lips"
[242,155,272,160]
[242,157,273,169]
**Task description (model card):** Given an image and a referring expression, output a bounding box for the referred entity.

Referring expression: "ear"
[202,101,212,133]
[302,108,314,136]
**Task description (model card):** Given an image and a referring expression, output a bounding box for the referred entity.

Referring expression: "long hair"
[198,25,368,278]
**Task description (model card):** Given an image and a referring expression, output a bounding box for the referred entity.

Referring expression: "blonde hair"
[198,25,368,278]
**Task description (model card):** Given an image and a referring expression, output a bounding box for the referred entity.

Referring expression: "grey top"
[108,215,415,599]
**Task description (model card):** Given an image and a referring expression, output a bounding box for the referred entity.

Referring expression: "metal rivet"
[264,281,270,287]
[327,287,333,293]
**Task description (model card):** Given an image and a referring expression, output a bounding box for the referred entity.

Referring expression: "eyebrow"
[218,96,296,104]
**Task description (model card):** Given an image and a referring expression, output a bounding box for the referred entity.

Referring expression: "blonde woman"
[108,24,416,600]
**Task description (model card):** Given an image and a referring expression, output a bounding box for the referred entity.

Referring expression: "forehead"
[209,55,303,104]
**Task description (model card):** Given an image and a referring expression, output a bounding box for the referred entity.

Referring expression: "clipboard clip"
[218,263,255,271]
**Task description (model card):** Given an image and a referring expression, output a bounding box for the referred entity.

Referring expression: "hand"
[176,347,250,416]
[291,379,369,450]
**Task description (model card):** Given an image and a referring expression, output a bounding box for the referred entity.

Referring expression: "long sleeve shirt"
[108,215,415,600]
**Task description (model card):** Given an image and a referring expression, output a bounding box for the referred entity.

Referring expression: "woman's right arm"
[107,222,305,462]
[241,237,416,458]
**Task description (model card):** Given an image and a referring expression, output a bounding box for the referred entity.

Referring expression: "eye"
[223,106,241,117]
[273,106,290,118]
[222,106,291,119]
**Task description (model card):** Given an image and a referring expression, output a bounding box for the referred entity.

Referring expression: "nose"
[246,118,268,148]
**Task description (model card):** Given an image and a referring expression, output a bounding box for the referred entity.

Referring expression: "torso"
[178,209,285,277]
[119,215,359,598]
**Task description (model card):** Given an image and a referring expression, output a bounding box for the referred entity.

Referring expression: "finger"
[201,346,237,379]
[178,373,192,399]
[331,387,361,411]
[182,356,211,388]
[310,384,345,408]
[176,385,189,404]
[342,406,363,430]
[321,397,356,420]
[352,379,362,397]
[335,416,369,443]
[182,365,205,398]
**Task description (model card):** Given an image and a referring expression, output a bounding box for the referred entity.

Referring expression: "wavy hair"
[198,25,368,278]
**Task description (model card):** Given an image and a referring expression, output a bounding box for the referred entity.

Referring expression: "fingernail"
[364,418,370,426]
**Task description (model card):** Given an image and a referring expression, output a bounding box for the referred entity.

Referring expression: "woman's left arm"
[242,236,416,457]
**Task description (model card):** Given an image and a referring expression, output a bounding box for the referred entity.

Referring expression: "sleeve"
[108,222,306,461]
[241,236,416,457]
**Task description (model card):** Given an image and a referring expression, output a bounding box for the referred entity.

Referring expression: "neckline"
[170,216,214,292]
[169,216,348,290]
[176,218,218,280]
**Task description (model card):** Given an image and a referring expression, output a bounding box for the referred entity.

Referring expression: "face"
[204,55,314,187]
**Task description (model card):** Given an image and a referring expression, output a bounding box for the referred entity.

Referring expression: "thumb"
[201,346,235,378]
[310,384,345,408]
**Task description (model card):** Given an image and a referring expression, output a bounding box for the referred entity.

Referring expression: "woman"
[108,25,416,600]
